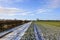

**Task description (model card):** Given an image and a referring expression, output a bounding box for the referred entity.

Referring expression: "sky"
[0,0,60,20]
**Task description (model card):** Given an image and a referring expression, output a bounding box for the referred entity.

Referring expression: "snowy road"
[0,22,32,40]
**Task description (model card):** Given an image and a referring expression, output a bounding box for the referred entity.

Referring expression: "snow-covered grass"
[36,21,60,40]
[21,23,36,40]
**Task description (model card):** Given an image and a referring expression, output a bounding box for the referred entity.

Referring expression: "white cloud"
[36,9,52,14]
[0,0,28,7]
[0,7,35,19]
[48,0,60,8]
[30,14,34,15]
[36,0,60,14]
[0,7,34,16]
[37,9,46,13]
[0,7,25,13]
[0,0,26,3]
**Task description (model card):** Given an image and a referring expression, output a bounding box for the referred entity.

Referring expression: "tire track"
[34,24,44,40]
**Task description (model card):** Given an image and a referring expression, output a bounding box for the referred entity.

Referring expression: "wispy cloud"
[36,9,47,14]
[0,0,26,3]
[0,0,28,7]
[0,0,60,20]
[34,8,53,14]
[48,0,60,8]
[36,0,60,14]
[0,7,35,19]
[0,7,24,13]
[0,7,28,16]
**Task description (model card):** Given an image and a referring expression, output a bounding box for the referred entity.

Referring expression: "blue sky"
[0,0,60,20]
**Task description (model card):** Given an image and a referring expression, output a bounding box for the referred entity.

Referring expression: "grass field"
[36,21,60,27]
[36,21,60,40]
[21,21,60,40]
